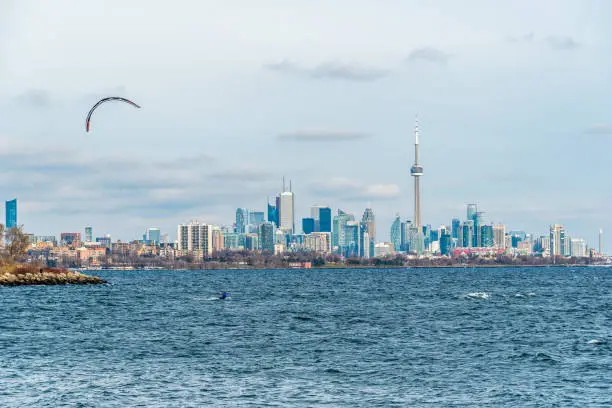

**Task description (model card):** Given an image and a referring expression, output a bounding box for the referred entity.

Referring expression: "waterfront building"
[374,242,394,257]
[177,221,212,256]
[570,238,587,257]
[304,232,331,254]
[390,214,401,253]
[550,224,564,257]
[561,229,571,257]
[5,199,17,228]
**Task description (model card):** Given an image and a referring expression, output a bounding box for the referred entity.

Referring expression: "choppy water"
[1,267,611,407]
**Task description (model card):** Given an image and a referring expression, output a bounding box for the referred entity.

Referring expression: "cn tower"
[410,117,423,229]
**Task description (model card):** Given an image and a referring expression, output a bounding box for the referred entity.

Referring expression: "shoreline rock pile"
[0,265,107,286]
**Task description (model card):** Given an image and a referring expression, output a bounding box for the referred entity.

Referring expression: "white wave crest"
[465,292,490,300]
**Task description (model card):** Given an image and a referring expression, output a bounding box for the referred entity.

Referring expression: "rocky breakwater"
[0,265,107,286]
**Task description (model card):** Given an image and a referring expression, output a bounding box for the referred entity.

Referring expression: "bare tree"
[1,225,31,262]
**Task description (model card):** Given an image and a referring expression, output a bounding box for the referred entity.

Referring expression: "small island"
[0,264,107,286]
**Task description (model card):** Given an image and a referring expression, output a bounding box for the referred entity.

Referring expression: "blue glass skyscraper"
[302,218,315,235]
[318,207,332,233]
[5,199,17,228]
[235,208,248,233]
[267,201,278,227]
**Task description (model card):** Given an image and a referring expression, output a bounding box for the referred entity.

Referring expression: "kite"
[85,97,141,132]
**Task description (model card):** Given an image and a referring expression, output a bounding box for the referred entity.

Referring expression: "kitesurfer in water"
[219,291,228,300]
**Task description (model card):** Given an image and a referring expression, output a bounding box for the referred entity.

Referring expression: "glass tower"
[5,199,17,228]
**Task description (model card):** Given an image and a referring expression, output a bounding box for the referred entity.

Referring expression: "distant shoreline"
[82,263,607,272]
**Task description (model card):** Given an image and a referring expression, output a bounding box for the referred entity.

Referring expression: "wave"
[587,339,604,345]
[464,292,490,300]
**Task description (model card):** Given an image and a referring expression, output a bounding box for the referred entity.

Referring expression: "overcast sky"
[1,0,611,245]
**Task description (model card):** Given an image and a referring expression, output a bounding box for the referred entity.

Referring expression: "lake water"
[1,267,611,407]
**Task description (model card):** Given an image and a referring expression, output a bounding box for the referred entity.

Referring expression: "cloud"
[265,59,389,82]
[310,177,400,201]
[507,32,535,43]
[407,47,451,66]
[277,129,370,142]
[545,36,580,50]
[13,89,52,107]
[209,167,275,182]
[584,124,612,136]
[507,33,581,51]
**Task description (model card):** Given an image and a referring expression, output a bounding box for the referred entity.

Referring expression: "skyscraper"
[267,199,278,226]
[249,211,265,226]
[599,229,604,255]
[85,226,93,243]
[235,208,248,233]
[278,180,295,234]
[451,218,461,239]
[259,222,275,252]
[440,233,452,256]
[332,209,354,253]
[480,225,494,247]
[493,224,506,249]
[302,218,315,235]
[390,214,401,253]
[318,207,332,233]
[311,205,332,233]
[361,208,376,241]
[550,224,563,257]
[5,199,17,228]
[177,221,212,256]
[146,228,161,244]
[466,204,477,222]
[361,208,375,258]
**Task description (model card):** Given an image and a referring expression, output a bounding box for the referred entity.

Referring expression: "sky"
[1,0,611,245]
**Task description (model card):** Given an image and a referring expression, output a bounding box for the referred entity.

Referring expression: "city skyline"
[1,1,611,244]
